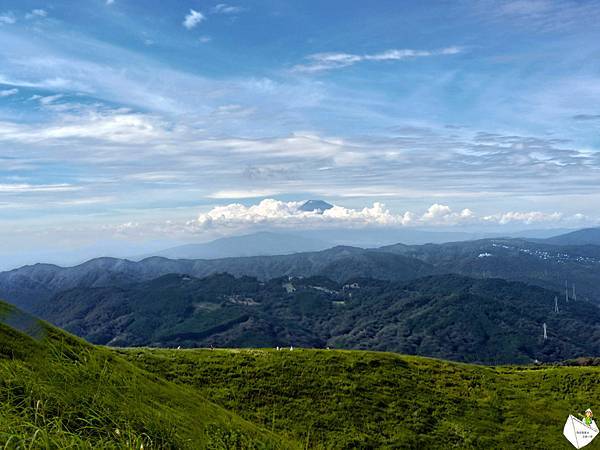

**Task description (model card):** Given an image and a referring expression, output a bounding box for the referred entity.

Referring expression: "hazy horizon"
[0,224,580,271]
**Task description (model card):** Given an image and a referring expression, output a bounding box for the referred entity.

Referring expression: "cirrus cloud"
[291,46,462,73]
[211,4,246,15]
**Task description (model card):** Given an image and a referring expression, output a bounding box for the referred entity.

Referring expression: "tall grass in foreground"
[0,308,290,449]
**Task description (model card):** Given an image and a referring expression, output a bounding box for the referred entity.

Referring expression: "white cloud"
[0,108,166,144]
[292,47,463,73]
[0,32,325,115]
[25,9,47,20]
[0,183,79,193]
[38,94,64,105]
[212,104,256,118]
[183,9,205,29]
[483,211,563,225]
[126,172,183,183]
[51,196,115,206]
[189,199,579,231]
[212,4,246,14]
[106,0,115,5]
[193,199,410,229]
[0,88,18,97]
[421,204,475,224]
[0,12,16,25]
[199,35,212,43]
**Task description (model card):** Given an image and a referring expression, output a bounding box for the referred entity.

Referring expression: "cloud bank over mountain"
[189,199,582,231]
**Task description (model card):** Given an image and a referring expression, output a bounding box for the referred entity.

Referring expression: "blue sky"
[1,0,600,267]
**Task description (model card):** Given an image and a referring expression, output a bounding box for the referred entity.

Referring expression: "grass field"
[121,347,600,449]
[0,301,289,449]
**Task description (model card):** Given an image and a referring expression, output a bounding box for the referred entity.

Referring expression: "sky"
[1,0,600,268]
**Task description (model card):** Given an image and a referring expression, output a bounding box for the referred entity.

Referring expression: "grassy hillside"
[121,347,600,449]
[0,301,289,448]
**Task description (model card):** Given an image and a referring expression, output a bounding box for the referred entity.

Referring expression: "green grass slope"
[0,301,291,449]
[121,347,600,449]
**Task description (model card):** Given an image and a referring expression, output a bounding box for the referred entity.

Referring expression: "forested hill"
[37,273,600,364]
[0,246,434,312]
[379,238,600,302]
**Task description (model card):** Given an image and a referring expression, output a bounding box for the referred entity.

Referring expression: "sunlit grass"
[121,347,600,449]
[0,303,291,449]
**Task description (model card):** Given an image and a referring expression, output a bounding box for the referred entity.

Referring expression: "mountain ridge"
[0,245,433,312]
[543,227,600,246]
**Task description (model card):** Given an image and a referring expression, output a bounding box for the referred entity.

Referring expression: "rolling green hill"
[0,300,288,448]
[122,347,600,449]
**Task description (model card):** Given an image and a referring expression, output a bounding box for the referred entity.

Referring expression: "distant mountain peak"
[300,200,334,213]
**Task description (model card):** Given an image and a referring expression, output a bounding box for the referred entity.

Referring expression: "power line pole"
[565,280,569,303]
[554,296,559,314]
[572,283,577,302]
[543,323,547,340]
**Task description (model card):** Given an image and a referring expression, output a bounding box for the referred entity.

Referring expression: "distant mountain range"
[542,227,600,246]
[131,224,593,263]
[137,226,581,261]
[0,246,434,312]
[2,231,599,310]
[380,237,600,301]
[33,272,600,364]
[136,231,333,260]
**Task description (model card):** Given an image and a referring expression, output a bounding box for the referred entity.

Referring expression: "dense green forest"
[37,273,600,364]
